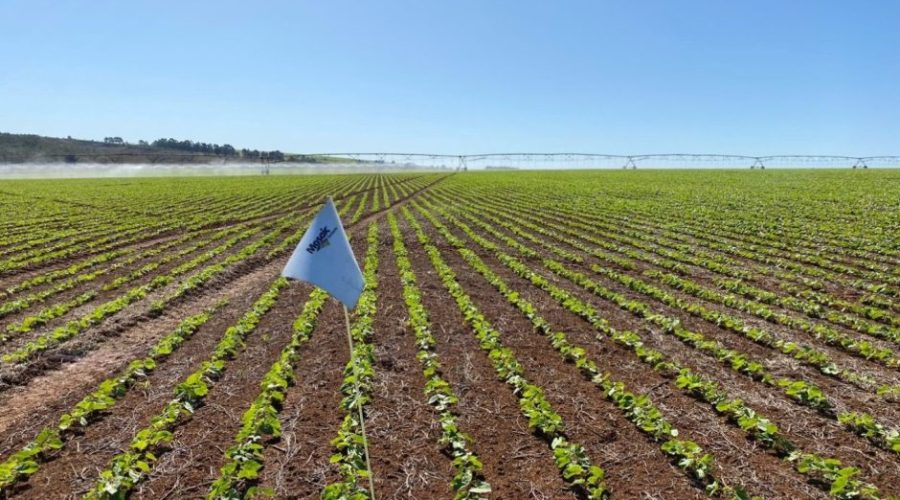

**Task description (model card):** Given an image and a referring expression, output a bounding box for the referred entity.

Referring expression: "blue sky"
[1,1,898,155]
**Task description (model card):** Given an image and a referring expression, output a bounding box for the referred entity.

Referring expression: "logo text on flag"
[306,226,337,254]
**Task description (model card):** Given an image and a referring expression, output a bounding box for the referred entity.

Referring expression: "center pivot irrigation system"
[5,152,899,174]
[300,153,900,172]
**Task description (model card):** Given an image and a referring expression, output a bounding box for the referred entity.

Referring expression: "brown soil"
[131,282,313,499]
[254,298,349,498]
[426,207,900,496]
[415,206,826,499]
[364,218,457,499]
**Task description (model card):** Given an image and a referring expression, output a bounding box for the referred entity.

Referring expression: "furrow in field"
[413,198,900,498]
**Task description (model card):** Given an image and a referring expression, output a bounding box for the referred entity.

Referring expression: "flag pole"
[343,304,376,499]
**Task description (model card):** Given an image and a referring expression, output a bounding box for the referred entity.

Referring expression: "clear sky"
[1,0,898,155]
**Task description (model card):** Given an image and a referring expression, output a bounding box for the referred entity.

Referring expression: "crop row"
[412,208,753,497]
[488,188,900,304]
[456,187,899,321]
[436,188,897,389]
[388,213,491,498]
[322,223,380,498]
[0,220,282,363]
[409,200,889,499]
[84,278,287,498]
[0,304,224,492]
[420,197,900,455]
[1,222,256,340]
[429,190,899,376]
[402,207,609,498]
[206,286,330,499]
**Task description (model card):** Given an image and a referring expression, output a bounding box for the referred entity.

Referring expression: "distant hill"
[0,132,335,164]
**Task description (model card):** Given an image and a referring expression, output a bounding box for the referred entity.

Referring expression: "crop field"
[0,169,897,499]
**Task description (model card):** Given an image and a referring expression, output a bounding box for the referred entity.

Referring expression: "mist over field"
[2,159,891,179]
[0,162,451,179]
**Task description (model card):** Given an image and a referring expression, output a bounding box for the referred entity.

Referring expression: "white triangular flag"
[282,197,365,309]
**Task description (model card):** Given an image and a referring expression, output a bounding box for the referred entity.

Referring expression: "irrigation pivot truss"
[307,153,900,170]
[4,152,900,172]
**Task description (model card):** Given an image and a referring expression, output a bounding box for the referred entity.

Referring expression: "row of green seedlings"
[464,188,897,317]
[370,183,382,212]
[578,205,900,328]
[388,213,491,498]
[26,180,320,274]
[454,188,804,304]
[387,173,422,199]
[1,243,133,299]
[414,203,887,500]
[351,191,370,225]
[420,200,900,446]
[383,182,397,208]
[427,189,699,279]
[1,223,253,340]
[640,268,898,368]
[422,192,585,267]
[0,221,118,259]
[387,173,416,203]
[635,269,900,397]
[0,219,282,364]
[0,210,90,241]
[0,228,206,320]
[231,178,358,230]
[510,190,900,304]
[558,197,900,333]
[147,214,304,314]
[425,200,899,457]
[202,186,377,499]
[604,199,899,284]
[386,178,401,206]
[2,184,377,364]
[432,192,900,373]
[321,222,380,499]
[5,207,309,365]
[0,219,152,271]
[449,201,900,450]
[0,203,229,263]
[576,197,898,286]
[415,199,815,493]
[480,191,751,279]
[0,209,108,248]
[206,286,330,499]
[585,268,900,454]
[380,176,391,209]
[396,176,421,199]
[769,275,898,312]
[0,222,207,299]
[455,184,900,394]
[613,268,891,390]
[0,177,345,298]
[712,277,899,338]
[525,186,899,289]
[430,218,754,497]
[401,207,609,499]
[0,220,169,275]
[83,278,289,499]
[0,304,225,492]
[444,193,900,386]
[0,203,242,276]
[0,209,106,242]
[774,280,898,329]
[0,191,362,491]
[615,188,898,266]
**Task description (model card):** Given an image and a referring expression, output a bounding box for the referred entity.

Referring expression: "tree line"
[148,138,284,161]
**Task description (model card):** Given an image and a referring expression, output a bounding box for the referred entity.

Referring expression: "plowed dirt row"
[423,207,900,496]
